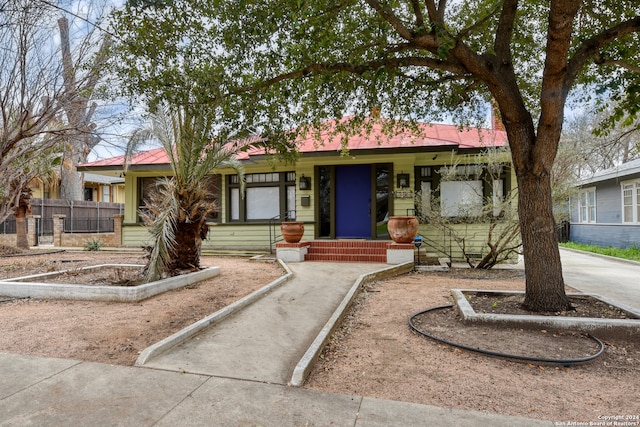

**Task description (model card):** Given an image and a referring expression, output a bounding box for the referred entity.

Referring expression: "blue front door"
[335,165,371,238]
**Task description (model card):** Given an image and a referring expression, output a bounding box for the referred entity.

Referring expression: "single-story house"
[570,158,640,249]
[79,116,514,261]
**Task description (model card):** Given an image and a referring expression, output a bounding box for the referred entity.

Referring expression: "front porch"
[275,239,417,264]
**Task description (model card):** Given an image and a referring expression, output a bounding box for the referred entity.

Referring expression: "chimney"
[491,104,505,131]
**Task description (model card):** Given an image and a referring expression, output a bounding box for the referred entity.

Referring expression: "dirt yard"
[304,269,640,423]
[1,248,639,423]
[0,249,283,365]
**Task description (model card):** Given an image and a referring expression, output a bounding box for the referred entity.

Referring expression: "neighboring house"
[30,173,125,203]
[82,173,126,203]
[79,116,513,258]
[570,158,640,249]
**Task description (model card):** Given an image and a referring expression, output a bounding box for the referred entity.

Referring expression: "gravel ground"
[1,247,639,423]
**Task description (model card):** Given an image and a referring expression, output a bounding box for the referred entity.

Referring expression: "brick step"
[308,240,392,249]
[304,253,388,263]
[306,247,387,256]
[305,240,390,263]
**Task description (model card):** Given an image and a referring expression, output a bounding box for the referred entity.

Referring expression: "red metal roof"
[292,118,507,152]
[83,147,170,168]
[81,118,507,168]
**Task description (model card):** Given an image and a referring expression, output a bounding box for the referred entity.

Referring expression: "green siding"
[419,223,519,262]
[119,149,517,257]
[205,224,315,251]
[122,225,153,247]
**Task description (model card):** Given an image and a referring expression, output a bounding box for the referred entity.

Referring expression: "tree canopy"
[108,1,640,311]
[110,1,639,131]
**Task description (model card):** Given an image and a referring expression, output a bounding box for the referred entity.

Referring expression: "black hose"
[408,305,606,367]
[0,249,66,258]
[0,297,30,304]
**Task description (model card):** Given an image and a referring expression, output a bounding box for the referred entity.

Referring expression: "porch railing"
[268,211,297,254]
[406,208,453,261]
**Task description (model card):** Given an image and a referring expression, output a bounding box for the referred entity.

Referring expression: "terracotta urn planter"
[281,221,305,243]
[387,216,419,243]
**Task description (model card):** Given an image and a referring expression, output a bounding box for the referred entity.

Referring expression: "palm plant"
[7,141,62,249]
[127,104,246,282]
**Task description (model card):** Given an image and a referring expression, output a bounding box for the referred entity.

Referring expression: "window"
[138,175,221,223]
[203,175,221,222]
[415,163,509,219]
[416,167,433,220]
[579,187,596,223]
[138,177,165,220]
[440,180,483,217]
[228,172,296,222]
[102,185,111,203]
[622,180,640,224]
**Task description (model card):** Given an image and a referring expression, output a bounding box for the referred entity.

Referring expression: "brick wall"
[1,214,126,249]
[59,232,120,248]
[55,214,123,248]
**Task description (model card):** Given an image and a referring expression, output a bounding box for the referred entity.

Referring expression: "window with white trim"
[579,187,596,223]
[622,180,640,224]
[102,185,111,203]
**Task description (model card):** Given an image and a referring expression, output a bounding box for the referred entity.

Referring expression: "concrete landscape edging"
[452,289,640,339]
[0,264,221,302]
[135,260,292,366]
[290,261,415,387]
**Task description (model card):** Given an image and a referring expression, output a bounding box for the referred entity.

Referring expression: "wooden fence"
[0,199,124,235]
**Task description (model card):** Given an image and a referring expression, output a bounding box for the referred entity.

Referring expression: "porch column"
[52,214,66,247]
[27,215,40,247]
[113,214,124,246]
[386,242,415,265]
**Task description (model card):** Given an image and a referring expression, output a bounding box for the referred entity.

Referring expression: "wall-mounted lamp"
[299,174,311,190]
[396,173,410,188]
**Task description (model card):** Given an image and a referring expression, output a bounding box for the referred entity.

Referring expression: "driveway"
[560,247,640,312]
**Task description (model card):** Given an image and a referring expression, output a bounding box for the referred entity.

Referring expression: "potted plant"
[280,221,305,243]
[387,216,419,243]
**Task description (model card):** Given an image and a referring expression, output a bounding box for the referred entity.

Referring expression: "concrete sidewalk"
[0,352,550,426]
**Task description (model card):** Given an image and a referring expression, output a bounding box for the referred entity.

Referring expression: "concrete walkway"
[140,262,387,383]
[561,247,640,311]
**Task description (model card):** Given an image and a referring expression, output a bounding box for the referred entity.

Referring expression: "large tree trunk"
[498,101,572,312]
[58,17,105,201]
[517,166,571,312]
[60,153,85,201]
